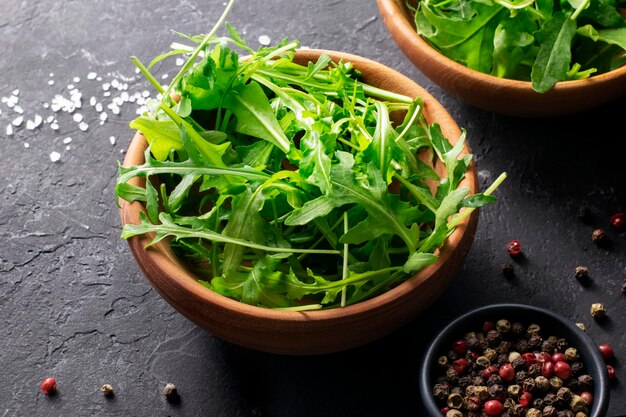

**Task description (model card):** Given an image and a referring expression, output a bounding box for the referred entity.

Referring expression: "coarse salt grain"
[87,72,97,80]
[176,57,185,66]
[49,72,54,77]
[50,123,59,130]
[67,84,74,90]
[111,79,120,88]
[79,122,89,131]
[12,89,19,96]
[103,91,111,97]
[120,91,129,102]
[24,142,29,148]
[49,151,61,162]
[96,76,102,81]
[48,80,55,86]
[109,136,116,145]
[12,116,24,127]
[65,145,71,151]
[95,103,103,112]
[46,115,54,123]
[89,96,97,106]
[141,90,150,98]
[100,112,108,122]
[34,115,42,127]
[6,125,13,135]
[26,120,36,130]
[43,103,49,109]
[73,113,83,123]
[63,137,72,144]
[161,74,169,80]
[14,105,24,114]
[73,77,80,83]
[258,35,271,46]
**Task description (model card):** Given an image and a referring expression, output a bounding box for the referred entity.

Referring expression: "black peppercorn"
[497,353,509,365]
[467,412,480,417]
[557,411,574,417]
[577,375,593,391]
[487,374,503,386]
[433,384,450,402]
[556,387,573,402]
[543,393,557,406]
[570,362,584,376]
[523,377,536,392]
[489,384,505,399]
[446,368,460,383]
[515,371,528,384]
[487,330,502,346]
[577,206,591,222]
[436,376,450,385]
[511,358,526,371]
[510,404,525,417]
[543,405,557,417]
[163,383,180,404]
[501,263,515,278]
[541,340,555,353]
[532,398,544,409]
[465,396,482,411]
[528,363,542,377]
[458,376,472,389]
[516,339,529,353]
[467,336,480,351]
[528,334,543,349]
[535,376,550,392]
[472,376,485,386]
[447,351,459,361]
[564,377,578,391]
[511,322,524,336]
[555,338,568,352]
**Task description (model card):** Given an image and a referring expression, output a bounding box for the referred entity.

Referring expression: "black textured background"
[1,1,624,416]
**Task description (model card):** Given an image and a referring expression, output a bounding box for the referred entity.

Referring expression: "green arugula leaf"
[531,12,577,93]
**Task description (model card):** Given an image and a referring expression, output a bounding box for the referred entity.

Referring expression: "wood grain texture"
[119,49,479,355]
[377,0,626,117]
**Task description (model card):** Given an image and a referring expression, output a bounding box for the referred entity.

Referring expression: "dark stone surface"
[0,1,624,416]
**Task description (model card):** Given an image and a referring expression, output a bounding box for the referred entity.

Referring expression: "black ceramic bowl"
[420,304,610,417]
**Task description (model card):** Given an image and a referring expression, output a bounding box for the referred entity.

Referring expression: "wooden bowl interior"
[377,0,626,117]
[119,49,479,354]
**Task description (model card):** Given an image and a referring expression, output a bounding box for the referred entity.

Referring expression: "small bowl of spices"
[420,304,610,417]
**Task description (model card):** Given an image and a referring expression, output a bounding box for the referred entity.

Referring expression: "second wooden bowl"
[377,0,626,117]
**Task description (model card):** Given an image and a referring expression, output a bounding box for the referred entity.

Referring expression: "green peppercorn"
[507,384,521,396]
[476,356,491,367]
[527,324,541,335]
[496,319,511,333]
[523,378,536,392]
[574,413,587,417]
[447,392,464,409]
[575,323,587,332]
[590,303,606,319]
[564,348,578,361]
[446,410,463,417]
[558,411,574,417]
[557,387,573,402]
[474,386,489,400]
[438,356,449,367]
[534,376,550,391]
[549,377,563,390]
[570,395,586,412]
[527,408,542,417]
[503,397,516,409]
[484,348,497,362]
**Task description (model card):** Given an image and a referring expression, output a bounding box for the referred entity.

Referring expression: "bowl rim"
[418,303,610,417]
[377,0,626,93]
[119,47,479,323]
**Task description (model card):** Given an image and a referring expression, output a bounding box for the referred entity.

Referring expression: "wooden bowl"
[377,0,626,117]
[420,304,610,417]
[119,49,479,355]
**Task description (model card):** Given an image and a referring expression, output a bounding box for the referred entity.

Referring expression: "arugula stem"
[570,0,591,20]
[393,173,438,213]
[162,0,237,102]
[274,304,323,311]
[340,212,349,308]
[130,56,165,95]
[447,172,508,229]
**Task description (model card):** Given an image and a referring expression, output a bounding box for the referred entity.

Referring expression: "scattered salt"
[67,84,75,90]
[48,80,55,86]
[50,123,59,130]
[34,115,43,127]
[12,116,24,127]
[176,57,185,66]
[89,96,97,106]
[111,79,120,89]
[14,105,23,114]
[12,89,19,96]
[161,74,169,80]
[79,122,89,131]
[96,77,102,81]
[26,120,36,130]
[43,103,49,109]
[73,113,83,123]
[63,137,72,144]
[120,91,129,102]
[95,103,103,112]
[24,142,29,148]
[87,72,97,80]
[141,90,150,98]
[49,151,61,162]
[73,77,80,83]
[103,91,111,97]
[65,145,71,151]
[49,72,54,77]
[46,116,54,123]
[100,112,108,122]
[109,136,116,145]
[258,35,271,46]
[6,125,13,135]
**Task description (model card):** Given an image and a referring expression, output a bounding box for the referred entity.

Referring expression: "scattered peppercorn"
[598,344,614,361]
[506,240,522,256]
[573,266,589,282]
[610,213,625,231]
[40,377,57,396]
[501,263,515,278]
[575,323,587,332]
[577,207,591,222]
[590,303,606,319]
[591,228,607,244]
[606,365,616,380]
[163,383,180,403]
[101,384,114,397]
